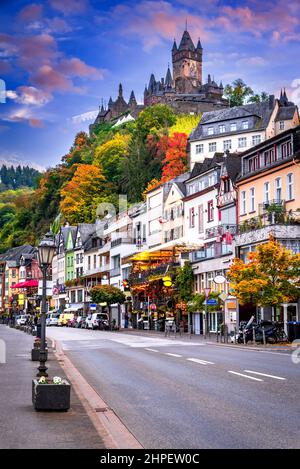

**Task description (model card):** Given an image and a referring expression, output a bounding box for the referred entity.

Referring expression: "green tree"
[89,285,126,329]
[94,133,130,186]
[248,91,269,104]
[135,104,176,139]
[175,262,194,303]
[224,79,254,107]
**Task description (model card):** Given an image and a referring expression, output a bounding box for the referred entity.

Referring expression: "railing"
[129,262,180,286]
[191,244,233,262]
[258,199,285,215]
[111,237,146,248]
[84,263,110,276]
[110,267,121,277]
[205,224,238,239]
[237,210,300,234]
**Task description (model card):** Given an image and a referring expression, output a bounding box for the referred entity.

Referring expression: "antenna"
[185,18,188,31]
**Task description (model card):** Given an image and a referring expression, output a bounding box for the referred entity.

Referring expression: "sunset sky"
[0,0,300,170]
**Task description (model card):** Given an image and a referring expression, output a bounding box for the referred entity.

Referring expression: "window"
[223,140,232,151]
[238,137,247,148]
[240,191,246,215]
[196,144,203,154]
[230,123,237,131]
[286,173,294,200]
[93,254,97,269]
[275,177,282,201]
[252,135,261,146]
[281,141,292,159]
[207,200,214,222]
[209,142,216,152]
[250,187,255,212]
[198,204,204,233]
[77,290,83,303]
[264,182,270,203]
[189,208,195,228]
[242,120,249,129]
[88,256,91,270]
[219,124,226,133]
[207,127,214,135]
[279,121,285,130]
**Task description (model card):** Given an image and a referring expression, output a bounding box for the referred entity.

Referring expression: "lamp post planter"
[32,376,71,411]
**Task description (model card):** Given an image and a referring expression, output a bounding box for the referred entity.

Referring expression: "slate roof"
[224,154,242,182]
[77,224,96,246]
[275,106,297,121]
[190,101,275,141]
[188,153,225,181]
[0,245,35,265]
[178,30,195,52]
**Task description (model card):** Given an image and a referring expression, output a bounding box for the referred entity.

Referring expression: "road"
[47,327,300,449]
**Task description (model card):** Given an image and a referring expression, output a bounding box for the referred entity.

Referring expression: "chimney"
[269,94,275,109]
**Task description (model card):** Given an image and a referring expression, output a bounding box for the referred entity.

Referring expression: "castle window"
[223,140,232,151]
[207,127,214,135]
[242,120,249,130]
[238,137,247,148]
[230,123,237,131]
[219,125,225,133]
[196,144,203,154]
[280,121,285,130]
[209,142,216,152]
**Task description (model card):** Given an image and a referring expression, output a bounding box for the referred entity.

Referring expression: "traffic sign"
[90,303,97,310]
[205,299,218,305]
[219,292,228,302]
[204,287,211,298]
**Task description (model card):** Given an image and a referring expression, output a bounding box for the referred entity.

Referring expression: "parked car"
[58,313,74,326]
[46,313,60,327]
[16,315,28,326]
[85,313,109,330]
[67,317,77,327]
[76,316,85,328]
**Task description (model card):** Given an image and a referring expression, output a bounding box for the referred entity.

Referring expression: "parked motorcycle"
[237,317,287,344]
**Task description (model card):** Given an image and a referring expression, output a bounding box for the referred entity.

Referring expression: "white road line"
[165,353,182,358]
[145,348,159,353]
[244,370,286,380]
[228,371,263,381]
[187,358,215,365]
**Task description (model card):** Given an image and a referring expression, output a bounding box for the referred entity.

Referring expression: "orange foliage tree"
[227,238,300,309]
[60,164,106,224]
[161,133,188,183]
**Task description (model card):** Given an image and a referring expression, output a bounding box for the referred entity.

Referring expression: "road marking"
[165,353,182,357]
[228,371,263,381]
[145,348,159,353]
[187,358,215,365]
[244,370,286,380]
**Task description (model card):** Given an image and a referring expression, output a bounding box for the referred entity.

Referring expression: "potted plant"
[31,338,48,361]
[32,376,71,411]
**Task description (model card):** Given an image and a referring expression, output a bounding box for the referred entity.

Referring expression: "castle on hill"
[90,28,228,133]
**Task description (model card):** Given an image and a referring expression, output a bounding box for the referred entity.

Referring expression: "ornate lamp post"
[36,232,56,377]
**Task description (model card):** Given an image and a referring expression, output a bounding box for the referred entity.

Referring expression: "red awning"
[11,280,39,289]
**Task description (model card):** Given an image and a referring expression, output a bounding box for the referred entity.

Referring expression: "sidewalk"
[0,325,105,449]
[118,327,294,352]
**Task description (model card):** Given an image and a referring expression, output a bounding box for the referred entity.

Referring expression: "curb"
[50,337,143,449]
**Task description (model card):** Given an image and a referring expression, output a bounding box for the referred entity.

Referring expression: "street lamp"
[37,231,56,377]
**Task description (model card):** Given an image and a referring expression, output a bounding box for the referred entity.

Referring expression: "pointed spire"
[129,90,137,106]
[165,64,173,88]
[108,96,113,107]
[219,81,223,89]
[283,88,288,103]
[100,98,104,112]
[185,18,188,31]
[118,83,123,98]
[178,29,195,52]
[172,38,178,51]
[280,88,283,101]
[208,74,211,84]
[196,38,202,50]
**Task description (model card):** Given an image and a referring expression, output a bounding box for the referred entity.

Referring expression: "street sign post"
[204,299,218,306]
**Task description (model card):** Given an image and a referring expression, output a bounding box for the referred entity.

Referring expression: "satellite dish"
[214,275,226,284]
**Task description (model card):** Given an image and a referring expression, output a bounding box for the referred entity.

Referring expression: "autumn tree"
[169,114,201,137]
[60,164,107,224]
[227,238,300,313]
[161,133,188,183]
[94,133,130,186]
[135,104,176,139]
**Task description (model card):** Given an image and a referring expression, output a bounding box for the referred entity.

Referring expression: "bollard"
[262,326,266,345]
[252,326,256,344]
[243,329,246,345]
[234,327,237,344]
[217,328,219,343]
[225,325,229,344]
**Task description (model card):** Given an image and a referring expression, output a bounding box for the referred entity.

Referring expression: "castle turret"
[129,90,137,107]
[172,28,202,91]
[165,65,173,89]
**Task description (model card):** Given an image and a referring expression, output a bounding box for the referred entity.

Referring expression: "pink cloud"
[29,118,43,127]
[59,58,105,79]
[32,65,72,92]
[8,86,52,106]
[48,0,90,16]
[47,17,72,33]
[18,3,43,22]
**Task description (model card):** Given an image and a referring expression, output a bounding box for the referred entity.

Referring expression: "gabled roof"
[0,245,35,265]
[188,153,225,181]
[77,224,96,246]
[275,105,297,122]
[224,154,242,182]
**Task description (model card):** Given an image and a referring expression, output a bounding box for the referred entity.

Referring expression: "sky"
[0,0,300,170]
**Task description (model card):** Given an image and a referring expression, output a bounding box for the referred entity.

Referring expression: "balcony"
[205,224,238,240]
[191,243,233,262]
[110,267,121,277]
[85,263,110,276]
[258,199,285,216]
[111,237,146,248]
[129,262,180,286]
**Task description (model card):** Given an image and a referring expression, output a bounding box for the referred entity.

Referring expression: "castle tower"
[172,29,203,93]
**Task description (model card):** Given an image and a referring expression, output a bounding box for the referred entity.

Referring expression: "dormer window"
[219,125,225,133]
[279,121,285,130]
[242,120,249,130]
[230,123,237,131]
[208,127,214,135]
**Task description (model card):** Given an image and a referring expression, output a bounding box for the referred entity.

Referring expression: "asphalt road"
[47,327,300,449]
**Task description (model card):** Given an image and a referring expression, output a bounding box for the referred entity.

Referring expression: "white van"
[85,313,109,330]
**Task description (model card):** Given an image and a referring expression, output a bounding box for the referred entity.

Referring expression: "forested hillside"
[0,105,201,252]
[0,165,41,191]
